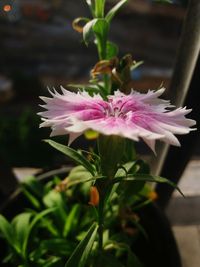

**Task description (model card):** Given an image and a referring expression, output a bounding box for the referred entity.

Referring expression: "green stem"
[99,38,110,93]
[98,198,104,251]
[97,37,111,94]
[97,181,113,251]
[96,134,126,250]
[103,74,111,94]
[96,38,105,60]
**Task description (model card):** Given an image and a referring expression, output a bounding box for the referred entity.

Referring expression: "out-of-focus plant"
[0,109,66,167]
[0,173,158,266]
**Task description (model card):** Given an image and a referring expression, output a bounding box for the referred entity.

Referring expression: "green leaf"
[43,190,64,209]
[85,0,96,16]
[20,176,44,210]
[83,19,98,45]
[38,216,59,237]
[44,140,95,175]
[68,165,93,180]
[67,165,93,187]
[12,212,32,253]
[65,166,106,189]
[43,190,67,226]
[21,176,44,198]
[134,174,183,196]
[114,162,142,204]
[65,222,98,267]
[106,41,118,59]
[23,208,56,257]
[42,239,76,256]
[40,256,62,267]
[83,18,109,59]
[114,174,184,197]
[63,204,81,237]
[106,0,128,23]
[115,161,137,177]
[0,215,17,250]
[21,187,41,209]
[30,239,76,261]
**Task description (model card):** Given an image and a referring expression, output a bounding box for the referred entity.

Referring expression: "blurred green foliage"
[0,108,65,167]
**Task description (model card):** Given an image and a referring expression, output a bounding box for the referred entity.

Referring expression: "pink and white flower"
[38,87,196,152]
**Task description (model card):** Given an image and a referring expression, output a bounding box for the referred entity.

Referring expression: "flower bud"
[89,186,100,206]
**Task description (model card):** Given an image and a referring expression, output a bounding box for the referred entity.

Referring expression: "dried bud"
[55,178,69,192]
[72,17,89,33]
[91,58,118,78]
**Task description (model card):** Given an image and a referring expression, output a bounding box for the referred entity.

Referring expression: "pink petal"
[39,87,196,152]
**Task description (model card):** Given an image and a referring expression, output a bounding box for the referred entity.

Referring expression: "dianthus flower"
[39,87,195,152]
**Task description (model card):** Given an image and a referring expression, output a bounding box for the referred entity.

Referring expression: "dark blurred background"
[0,0,189,168]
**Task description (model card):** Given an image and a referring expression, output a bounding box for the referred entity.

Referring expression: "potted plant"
[0,0,196,266]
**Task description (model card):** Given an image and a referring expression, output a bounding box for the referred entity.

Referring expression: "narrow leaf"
[23,208,56,256]
[132,174,184,196]
[83,19,97,45]
[0,215,17,250]
[114,174,184,196]
[42,239,76,256]
[64,166,103,190]
[115,161,137,177]
[44,140,95,175]
[41,256,62,267]
[12,212,32,252]
[63,204,81,237]
[21,176,44,198]
[106,0,128,23]
[21,187,41,209]
[65,222,98,267]
[67,165,94,188]
[43,190,67,226]
[85,0,96,16]
[30,239,76,261]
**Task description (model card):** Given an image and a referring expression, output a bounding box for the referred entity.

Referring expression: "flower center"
[104,103,126,118]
